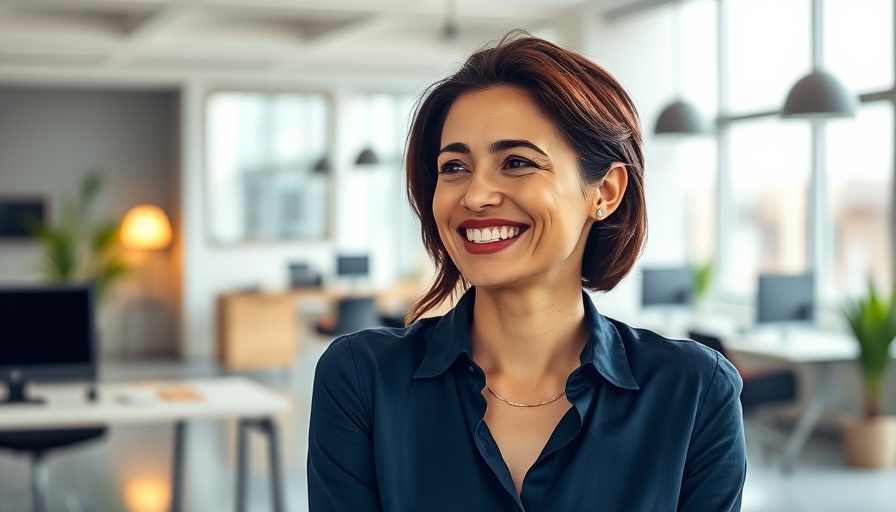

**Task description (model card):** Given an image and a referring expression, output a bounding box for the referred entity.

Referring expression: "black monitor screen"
[642,267,694,307]
[336,255,369,277]
[757,273,814,324]
[0,286,94,368]
[0,199,45,238]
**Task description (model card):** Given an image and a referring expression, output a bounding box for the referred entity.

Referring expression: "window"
[824,102,894,298]
[824,0,893,94]
[726,0,811,114]
[725,118,812,294]
[205,91,331,243]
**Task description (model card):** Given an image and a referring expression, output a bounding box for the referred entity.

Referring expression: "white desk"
[723,328,895,472]
[0,376,290,512]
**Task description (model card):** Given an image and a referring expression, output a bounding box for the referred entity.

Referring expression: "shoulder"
[607,317,741,396]
[314,318,439,385]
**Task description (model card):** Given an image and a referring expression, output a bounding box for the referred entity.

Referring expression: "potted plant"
[691,260,713,313]
[841,280,896,468]
[28,170,131,301]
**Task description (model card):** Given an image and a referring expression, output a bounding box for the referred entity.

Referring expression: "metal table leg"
[235,417,287,512]
[781,361,835,473]
[171,420,186,512]
[236,419,250,512]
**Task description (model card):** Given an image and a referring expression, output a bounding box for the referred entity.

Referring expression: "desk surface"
[723,327,896,364]
[0,376,290,430]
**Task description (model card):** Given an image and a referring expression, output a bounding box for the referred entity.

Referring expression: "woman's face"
[433,85,599,291]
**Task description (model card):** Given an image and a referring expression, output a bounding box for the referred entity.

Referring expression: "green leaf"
[91,257,132,302]
[91,221,120,256]
[843,280,896,417]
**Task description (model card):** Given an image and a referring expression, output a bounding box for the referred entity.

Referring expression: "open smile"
[456,219,529,254]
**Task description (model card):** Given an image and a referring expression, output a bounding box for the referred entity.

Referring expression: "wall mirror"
[205,90,331,243]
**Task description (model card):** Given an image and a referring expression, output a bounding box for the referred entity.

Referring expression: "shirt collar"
[413,288,640,391]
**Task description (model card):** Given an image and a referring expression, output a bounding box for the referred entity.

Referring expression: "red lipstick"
[456,219,529,255]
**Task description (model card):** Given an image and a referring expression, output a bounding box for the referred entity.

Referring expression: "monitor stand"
[0,371,44,405]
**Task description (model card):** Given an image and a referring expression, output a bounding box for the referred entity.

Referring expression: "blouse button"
[468,366,474,373]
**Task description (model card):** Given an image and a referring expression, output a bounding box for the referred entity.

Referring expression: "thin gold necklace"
[486,386,566,408]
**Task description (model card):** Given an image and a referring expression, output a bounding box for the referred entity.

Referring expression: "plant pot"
[841,415,896,468]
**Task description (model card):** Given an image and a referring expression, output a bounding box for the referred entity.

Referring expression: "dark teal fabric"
[308,288,746,511]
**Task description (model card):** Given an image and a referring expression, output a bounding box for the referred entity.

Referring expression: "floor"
[1,329,895,512]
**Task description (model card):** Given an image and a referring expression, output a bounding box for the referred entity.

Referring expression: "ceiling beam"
[105,3,194,66]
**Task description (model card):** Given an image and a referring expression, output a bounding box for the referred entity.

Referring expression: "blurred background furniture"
[688,331,798,465]
[0,427,107,512]
[0,284,108,512]
[315,296,384,337]
[0,377,290,512]
[217,292,299,372]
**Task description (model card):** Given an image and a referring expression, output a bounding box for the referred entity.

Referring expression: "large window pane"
[726,0,811,114]
[725,118,812,294]
[681,0,718,116]
[824,0,893,94]
[206,91,330,243]
[825,102,893,298]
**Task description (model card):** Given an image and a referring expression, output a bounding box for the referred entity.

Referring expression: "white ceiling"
[0,0,643,80]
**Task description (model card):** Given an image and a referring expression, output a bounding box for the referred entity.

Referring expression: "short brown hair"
[404,31,647,323]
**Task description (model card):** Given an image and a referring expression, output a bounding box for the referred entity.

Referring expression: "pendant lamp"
[781,0,856,119]
[355,148,380,165]
[654,1,707,136]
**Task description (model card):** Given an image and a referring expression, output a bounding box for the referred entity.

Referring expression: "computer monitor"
[757,273,814,325]
[288,262,322,288]
[641,267,695,307]
[0,284,97,405]
[336,255,369,278]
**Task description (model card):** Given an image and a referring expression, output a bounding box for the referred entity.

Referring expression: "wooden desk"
[216,283,451,371]
[0,377,290,512]
[723,328,896,473]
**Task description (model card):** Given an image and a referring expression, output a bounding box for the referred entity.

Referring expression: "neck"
[471,282,588,386]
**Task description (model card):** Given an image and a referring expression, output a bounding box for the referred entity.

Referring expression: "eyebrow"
[437,139,549,158]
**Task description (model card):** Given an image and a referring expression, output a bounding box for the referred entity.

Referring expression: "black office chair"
[688,330,797,461]
[316,297,384,337]
[0,424,107,512]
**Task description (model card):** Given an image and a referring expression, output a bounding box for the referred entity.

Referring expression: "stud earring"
[597,208,604,218]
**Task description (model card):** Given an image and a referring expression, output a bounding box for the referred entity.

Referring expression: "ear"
[589,163,628,221]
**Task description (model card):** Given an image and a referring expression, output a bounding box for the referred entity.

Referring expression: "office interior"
[0,0,895,510]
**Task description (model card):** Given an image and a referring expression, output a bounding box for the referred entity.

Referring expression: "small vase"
[841,415,896,468]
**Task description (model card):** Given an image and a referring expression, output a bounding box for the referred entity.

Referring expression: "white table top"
[0,376,291,430]
[723,327,896,364]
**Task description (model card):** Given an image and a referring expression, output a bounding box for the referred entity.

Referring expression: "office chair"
[688,330,797,461]
[315,296,384,337]
[0,425,107,512]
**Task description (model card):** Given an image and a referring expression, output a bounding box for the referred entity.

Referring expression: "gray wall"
[0,87,180,357]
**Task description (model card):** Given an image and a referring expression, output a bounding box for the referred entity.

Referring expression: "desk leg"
[171,420,186,512]
[235,418,287,512]
[260,418,286,512]
[236,419,250,512]
[781,361,834,473]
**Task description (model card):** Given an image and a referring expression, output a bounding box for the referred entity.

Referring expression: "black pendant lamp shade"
[313,155,330,173]
[654,100,707,135]
[782,71,856,119]
[355,148,379,165]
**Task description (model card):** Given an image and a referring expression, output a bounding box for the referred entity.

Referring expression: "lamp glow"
[120,205,172,250]
[124,477,169,512]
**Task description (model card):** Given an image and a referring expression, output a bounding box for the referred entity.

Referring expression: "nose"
[461,170,503,212]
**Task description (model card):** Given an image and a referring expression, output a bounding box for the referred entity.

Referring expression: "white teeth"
[464,226,524,244]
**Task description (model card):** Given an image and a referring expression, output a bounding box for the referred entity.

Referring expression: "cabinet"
[216,292,298,371]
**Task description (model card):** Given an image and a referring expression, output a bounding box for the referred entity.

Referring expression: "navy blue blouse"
[307,289,746,511]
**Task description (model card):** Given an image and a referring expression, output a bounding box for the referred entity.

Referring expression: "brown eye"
[503,157,535,170]
[439,161,467,174]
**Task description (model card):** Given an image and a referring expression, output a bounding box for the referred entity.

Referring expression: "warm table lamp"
[121,205,172,251]
[120,205,173,357]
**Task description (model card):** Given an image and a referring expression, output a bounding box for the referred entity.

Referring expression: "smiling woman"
[307,31,747,512]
